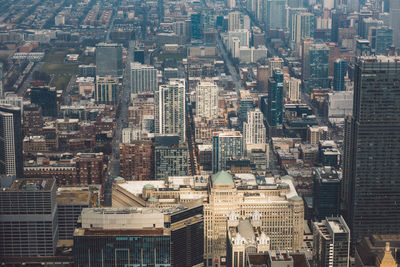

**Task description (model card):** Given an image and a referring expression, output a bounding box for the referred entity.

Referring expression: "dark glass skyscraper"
[268,68,284,127]
[342,56,400,244]
[30,87,58,117]
[333,59,346,91]
[191,13,203,40]
[308,43,330,89]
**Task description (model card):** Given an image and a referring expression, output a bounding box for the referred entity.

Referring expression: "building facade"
[95,76,119,105]
[195,80,219,119]
[95,43,123,77]
[212,131,243,173]
[342,56,400,244]
[130,62,158,94]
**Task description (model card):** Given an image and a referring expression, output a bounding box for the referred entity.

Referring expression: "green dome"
[212,171,234,185]
[148,197,158,202]
[114,177,124,181]
[144,184,155,189]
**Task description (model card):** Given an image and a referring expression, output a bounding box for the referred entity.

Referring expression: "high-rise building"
[226,215,270,267]
[154,135,188,180]
[290,12,314,51]
[155,79,186,142]
[368,26,393,55]
[95,76,119,105]
[195,80,219,119]
[390,0,400,47]
[268,57,284,77]
[191,13,203,40]
[342,56,400,244]
[307,42,330,90]
[313,216,350,267]
[227,0,236,9]
[0,62,3,98]
[239,94,254,129]
[133,48,145,64]
[243,108,266,146]
[23,104,43,136]
[30,86,58,117]
[228,11,241,31]
[119,141,153,180]
[212,131,243,173]
[0,105,23,178]
[95,43,123,76]
[313,167,341,221]
[284,77,301,102]
[268,69,284,127]
[0,178,58,256]
[112,173,304,267]
[74,204,203,267]
[333,59,346,91]
[265,0,287,32]
[130,62,158,95]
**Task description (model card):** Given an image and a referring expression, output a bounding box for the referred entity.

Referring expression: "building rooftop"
[212,171,234,185]
[6,178,55,191]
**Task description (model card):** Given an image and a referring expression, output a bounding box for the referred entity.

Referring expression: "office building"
[333,59,346,91]
[239,94,254,129]
[195,80,219,119]
[154,135,188,180]
[268,57,284,77]
[290,12,314,50]
[226,215,270,267]
[355,235,400,267]
[95,76,119,105]
[268,69,284,127]
[0,178,58,256]
[227,0,236,9]
[0,105,23,178]
[74,204,203,267]
[243,108,266,146]
[0,62,3,98]
[133,48,145,64]
[30,86,58,117]
[130,62,158,94]
[265,0,287,32]
[369,26,393,55]
[327,91,353,125]
[155,79,186,142]
[307,125,328,144]
[95,43,123,76]
[228,11,242,31]
[313,216,350,267]
[342,56,400,245]
[57,185,100,240]
[313,167,341,221]
[191,13,203,40]
[212,131,243,173]
[390,0,400,48]
[284,77,301,102]
[307,43,330,90]
[116,172,304,267]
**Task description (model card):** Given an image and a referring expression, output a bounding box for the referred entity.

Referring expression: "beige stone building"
[112,172,304,267]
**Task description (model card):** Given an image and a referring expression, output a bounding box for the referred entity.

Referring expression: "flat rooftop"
[8,178,55,191]
[74,228,166,237]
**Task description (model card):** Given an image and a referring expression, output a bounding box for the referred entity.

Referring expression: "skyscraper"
[313,216,350,267]
[0,105,23,178]
[307,42,330,90]
[0,62,3,98]
[290,12,314,51]
[95,43,123,77]
[95,76,119,105]
[0,178,58,257]
[342,56,400,244]
[368,26,393,55]
[195,80,219,119]
[265,0,287,32]
[212,131,243,173]
[30,87,58,117]
[268,68,284,127]
[228,11,241,31]
[243,108,266,146]
[130,62,158,94]
[390,0,400,48]
[191,13,203,40]
[155,79,186,142]
[333,59,346,91]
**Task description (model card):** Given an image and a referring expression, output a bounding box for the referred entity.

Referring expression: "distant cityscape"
[0,0,400,266]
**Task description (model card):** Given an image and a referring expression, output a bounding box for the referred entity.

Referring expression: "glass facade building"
[342,56,400,244]
[308,43,330,90]
[268,68,284,127]
[95,43,123,77]
[30,87,58,117]
[333,59,346,91]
